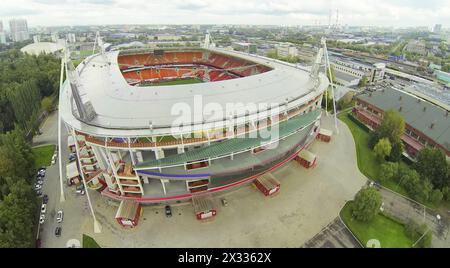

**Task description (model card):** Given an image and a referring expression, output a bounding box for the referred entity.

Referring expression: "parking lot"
[38,113,367,248]
[302,217,362,248]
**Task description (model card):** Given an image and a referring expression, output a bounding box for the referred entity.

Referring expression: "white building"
[276,43,298,58]
[67,33,76,43]
[433,24,442,33]
[33,35,40,43]
[51,32,59,43]
[0,32,6,44]
[331,57,385,84]
[9,19,29,42]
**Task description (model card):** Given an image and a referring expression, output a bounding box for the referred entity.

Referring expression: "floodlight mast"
[321,37,339,134]
[58,49,66,203]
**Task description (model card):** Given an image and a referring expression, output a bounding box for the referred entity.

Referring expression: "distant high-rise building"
[9,19,29,42]
[33,35,40,43]
[433,24,442,33]
[0,32,6,44]
[51,32,59,42]
[67,33,76,43]
[0,20,5,44]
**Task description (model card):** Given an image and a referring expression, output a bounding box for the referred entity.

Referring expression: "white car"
[39,214,45,224]
[41,204,47,214]
[56,210,64,223]
[34,184,42,190]
[76,189,85,195]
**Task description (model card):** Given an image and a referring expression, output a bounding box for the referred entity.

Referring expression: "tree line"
[0,49,61,247]
[371,110,450,205]
[0,49,60,134]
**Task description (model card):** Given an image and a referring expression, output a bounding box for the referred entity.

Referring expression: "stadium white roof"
[60,47,328,137]
[21,42,64,56]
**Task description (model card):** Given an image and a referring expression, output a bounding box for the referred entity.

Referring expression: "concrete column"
[161,179,168,195]
[155,148,165,159]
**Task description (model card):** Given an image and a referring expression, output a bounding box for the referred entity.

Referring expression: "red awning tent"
[254,173,281,196]
[192,193,217,220]
[295,149,317,168]
[115,200,142,228]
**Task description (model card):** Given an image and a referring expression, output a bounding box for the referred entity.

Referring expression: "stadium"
[59,39,329,211]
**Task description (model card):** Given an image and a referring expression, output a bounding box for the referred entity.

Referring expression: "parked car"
[36,180,43,185]
[56,210,64,223]
[43,195,48,204]
[34,184,42,191]
[76,189,85,195]
[165,205,172,217]
[51,154,57,165]
[37,168,46,177]
[41,204,47,214]
[55,227,62,237]
[36,190,43,197]
[68,153,76,162]
[39,214,45,224]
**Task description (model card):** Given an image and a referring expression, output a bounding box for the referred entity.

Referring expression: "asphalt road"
[302,217,362,248]
[33,111,88,248]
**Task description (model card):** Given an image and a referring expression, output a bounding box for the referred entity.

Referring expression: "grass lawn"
[341,202,414,248]
[79,50,94,57]
[338,111,410,196]
[82,234,101,248]
[337,112,379,180]
[72,58,83,67]
[144,78,203,86]
[31,145,55,169]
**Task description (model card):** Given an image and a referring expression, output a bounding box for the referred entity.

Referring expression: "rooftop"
[60,47,328,137]
[357,87,450,151]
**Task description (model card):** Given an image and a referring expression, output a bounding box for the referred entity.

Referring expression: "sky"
[0,0,449,28]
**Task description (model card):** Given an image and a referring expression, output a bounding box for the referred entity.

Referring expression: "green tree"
[414,147,449,189]
[430,189,443,204]
[379,162,398,183]
[266,49,278,59]
[374,138,392,162]
[358,76,368,87]
[351,187,382,222]
[41,97,53,113]
[0,177,38,248]
[388,140,404,162]
[0,129,35,180]
[370,110,405,148]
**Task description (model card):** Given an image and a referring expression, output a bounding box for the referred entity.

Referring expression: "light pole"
[58,55,66,203]
[322,37,339,134]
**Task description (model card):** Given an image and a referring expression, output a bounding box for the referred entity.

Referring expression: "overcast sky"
[0,0,449,28]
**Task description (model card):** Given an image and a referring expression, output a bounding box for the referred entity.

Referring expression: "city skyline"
[0,0,449,29]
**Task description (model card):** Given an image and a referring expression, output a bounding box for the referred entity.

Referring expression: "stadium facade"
[60,42,329,204]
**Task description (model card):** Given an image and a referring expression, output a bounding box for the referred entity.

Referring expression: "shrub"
[351,187,382,222]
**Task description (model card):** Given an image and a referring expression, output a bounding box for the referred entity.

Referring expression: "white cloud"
[0,0,448,27]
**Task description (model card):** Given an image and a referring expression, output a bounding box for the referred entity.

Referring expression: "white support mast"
[321,37,339,134]
[58,50,66,203]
